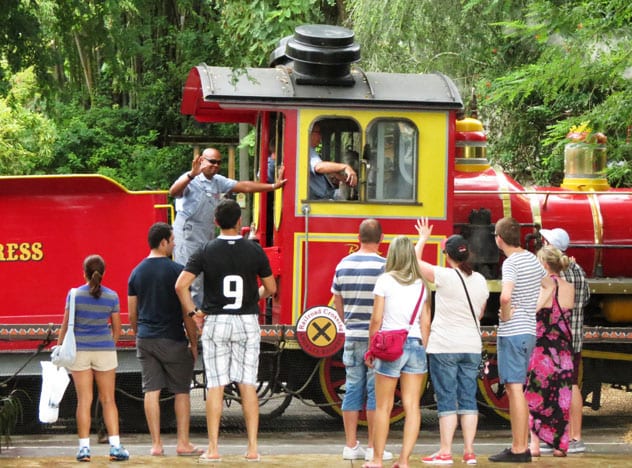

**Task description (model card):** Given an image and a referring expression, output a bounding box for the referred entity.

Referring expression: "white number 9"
[223,275,243,309]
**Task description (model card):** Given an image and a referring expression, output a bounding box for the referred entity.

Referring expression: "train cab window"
[366,120,416,201]
[308,118,361,201]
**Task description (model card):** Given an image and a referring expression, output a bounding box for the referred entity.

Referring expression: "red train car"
[0,175,169,430]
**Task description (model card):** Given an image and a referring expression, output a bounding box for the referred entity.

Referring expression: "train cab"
[181,24,463,332]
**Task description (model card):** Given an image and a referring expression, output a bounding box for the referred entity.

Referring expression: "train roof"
[181,64,464,124]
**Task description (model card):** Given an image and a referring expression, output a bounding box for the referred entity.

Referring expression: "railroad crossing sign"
[296,306,345,357]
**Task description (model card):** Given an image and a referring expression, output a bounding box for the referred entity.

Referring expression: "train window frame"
[307,117,362,201]
[365,118,418,203]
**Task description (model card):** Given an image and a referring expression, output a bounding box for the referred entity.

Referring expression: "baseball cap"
[441,234,469,262]
[540,228,570,251]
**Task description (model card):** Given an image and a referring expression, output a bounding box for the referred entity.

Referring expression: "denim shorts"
[429,353,479,417]
[374,337,427,378]
[341,340,375,411]
[497,334,536,384]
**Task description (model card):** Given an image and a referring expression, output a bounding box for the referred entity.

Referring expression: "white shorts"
[202,314,260,388]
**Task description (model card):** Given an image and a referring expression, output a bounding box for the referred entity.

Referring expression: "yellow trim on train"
[291,233,445,324]
[582,349,632,362]
[294,108,450,219]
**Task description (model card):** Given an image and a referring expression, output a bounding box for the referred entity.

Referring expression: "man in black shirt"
[128,222,201,456]
[175,199,276,463]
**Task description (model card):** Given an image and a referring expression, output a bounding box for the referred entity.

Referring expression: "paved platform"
[1,424,631,467]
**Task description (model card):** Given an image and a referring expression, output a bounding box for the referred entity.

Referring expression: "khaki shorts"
[69,350,118,372]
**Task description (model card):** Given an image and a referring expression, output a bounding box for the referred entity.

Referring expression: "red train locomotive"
[1,24,630,430]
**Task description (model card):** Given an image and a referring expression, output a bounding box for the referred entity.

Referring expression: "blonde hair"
[537,244,570,274]
[385,236,423,285]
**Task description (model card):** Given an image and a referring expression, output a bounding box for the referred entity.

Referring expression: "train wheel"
[224,381,294,421]
[255,381,294,420]
[476,351,509,420]
[316,354,410,425]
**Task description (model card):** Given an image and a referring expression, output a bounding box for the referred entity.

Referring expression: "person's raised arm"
[169,148,203,198]
[414,217,436,283]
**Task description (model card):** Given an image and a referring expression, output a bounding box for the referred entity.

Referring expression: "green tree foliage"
[0,0,50,95]
[0,68,56,175]
[212,0,326,68]
[476,0,632,186]
[1,0,336,189]
[349,0,632,187]
[4,0,628,188]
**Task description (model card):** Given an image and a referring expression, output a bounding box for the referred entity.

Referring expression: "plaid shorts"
[202,314,260,388]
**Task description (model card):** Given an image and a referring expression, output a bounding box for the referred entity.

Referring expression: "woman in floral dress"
[525,245,575,457]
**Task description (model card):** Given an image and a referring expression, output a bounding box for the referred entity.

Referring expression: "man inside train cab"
[308,123,358,199]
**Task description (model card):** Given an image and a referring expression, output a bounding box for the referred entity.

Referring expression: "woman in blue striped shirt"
[58,254,129,462]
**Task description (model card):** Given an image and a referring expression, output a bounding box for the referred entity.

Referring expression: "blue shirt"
[176,173,237,220]
[127,257,186,341]
[67,284,120,350]
[309,148,335,199]
[331,252,386,341]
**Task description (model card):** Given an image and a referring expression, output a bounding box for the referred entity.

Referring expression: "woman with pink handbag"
[415,218,489,466]
[364,236,431,468]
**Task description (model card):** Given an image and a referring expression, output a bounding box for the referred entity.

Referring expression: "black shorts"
[136,337,194,394]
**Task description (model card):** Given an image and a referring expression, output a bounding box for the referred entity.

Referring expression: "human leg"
[94,366,129,461]
[144,390,162,454]
[204,386,224,459]
[460,414,478,458]
[506,382,530,452]
[569,352,583,443]
[238,383,260,460]
[398,372,423,467]
[174,392,201,454]
[94,368,120,439]
[150,338,196,454]
[428,353,458,456]
[530,428,541,456]
[456,354,480,456]
[371,373,398,466]
[341,341,368,453]
[72,369,95,439]
[342,411,362,452]
[490,335,534,463]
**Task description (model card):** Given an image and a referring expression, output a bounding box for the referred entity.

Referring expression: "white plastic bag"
[51,288,77,368]
[39,361,70,424]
